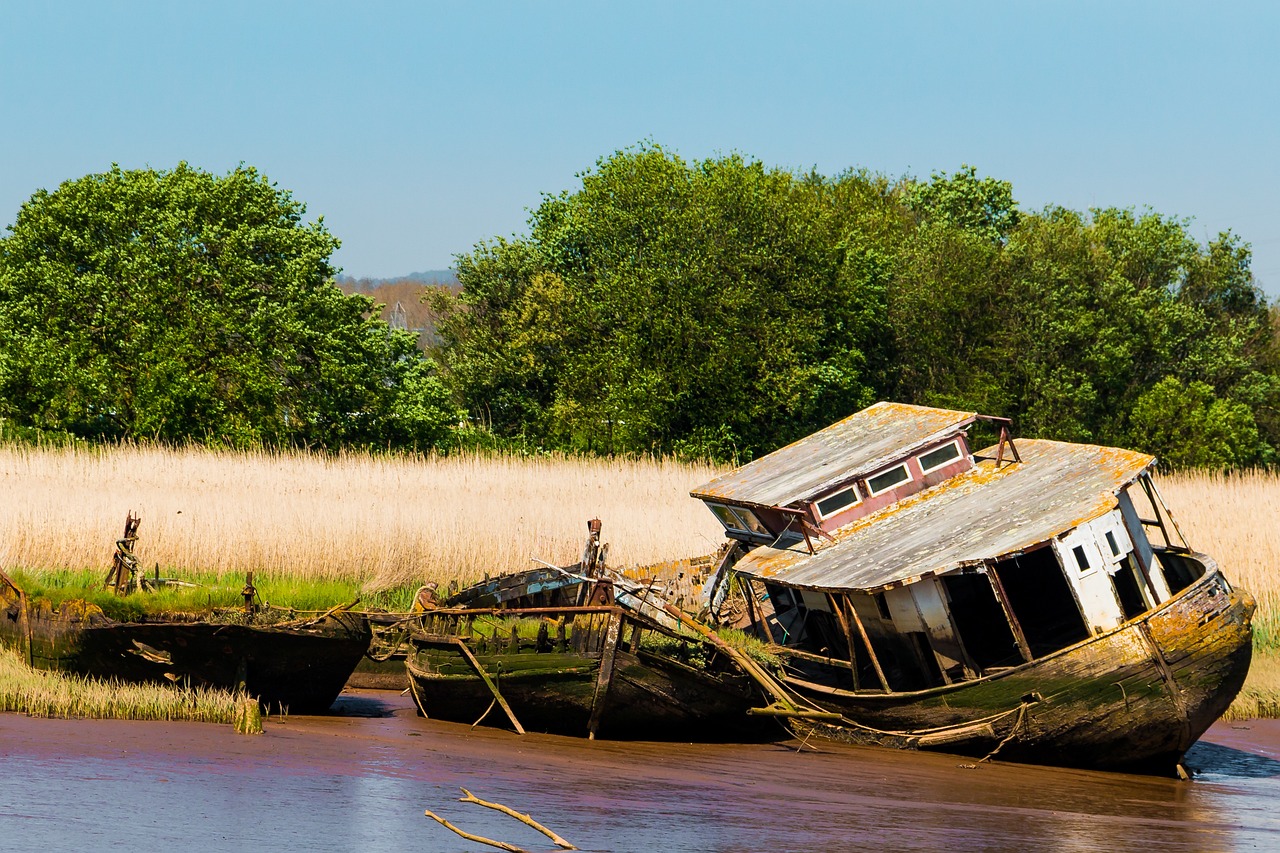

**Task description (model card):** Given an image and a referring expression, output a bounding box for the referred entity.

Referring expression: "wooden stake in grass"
[458,787,578,850]
[233,695,263,734]
[424,810,529,853]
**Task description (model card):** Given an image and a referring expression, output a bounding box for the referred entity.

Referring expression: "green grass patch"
[0,646,237,722]
[7,567,421,621]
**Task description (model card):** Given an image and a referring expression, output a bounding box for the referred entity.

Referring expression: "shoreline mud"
[3,689,1279,851]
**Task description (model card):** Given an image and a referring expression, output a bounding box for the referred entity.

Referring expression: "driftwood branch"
[459,787,578,850]
[424,810,529,853]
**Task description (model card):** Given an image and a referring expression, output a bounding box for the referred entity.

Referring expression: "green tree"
[1128,377,1264,469]
[434,147,897,458]
[0,163,457,448]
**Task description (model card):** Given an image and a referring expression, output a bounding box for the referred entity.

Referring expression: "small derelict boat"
[691,401,1255,774]
[403,522,767,740]
[0,571,372,714]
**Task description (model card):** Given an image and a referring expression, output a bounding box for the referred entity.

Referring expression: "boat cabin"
[691,402,1204,693]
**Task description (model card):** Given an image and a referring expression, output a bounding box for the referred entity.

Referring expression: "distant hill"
[335,269,459,289]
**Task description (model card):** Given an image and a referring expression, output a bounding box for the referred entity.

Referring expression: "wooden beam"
[986,566,1033,663]
[827,593,860,691]
[452,638,526,735]
[844,596,891,693]
[586,612,622,740]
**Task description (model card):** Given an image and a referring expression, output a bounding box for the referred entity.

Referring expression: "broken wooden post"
[452,638,526,734]
[845,596,892,693]
[234,695,263,734]
[586,611,622,739]
[828,593,861,691]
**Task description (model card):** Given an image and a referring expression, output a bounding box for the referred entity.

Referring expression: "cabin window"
[1104,530,1120,557]
[1072,545,1092,573]
[866,463,912,496]
[917,440,963,474]
[708,503,769,536]
[874,592,892,621]
[815,485,860,519]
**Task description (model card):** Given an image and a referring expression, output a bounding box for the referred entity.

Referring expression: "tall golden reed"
[0,444,727,591]
[1155,470,1280,630]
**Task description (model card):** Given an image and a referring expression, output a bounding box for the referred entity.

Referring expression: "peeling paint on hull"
[785,566,1254,773]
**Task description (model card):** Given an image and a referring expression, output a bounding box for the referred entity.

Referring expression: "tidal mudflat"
[2,690,1278,852]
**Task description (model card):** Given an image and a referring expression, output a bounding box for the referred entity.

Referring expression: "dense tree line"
[0,164,457,449]
[0,154,1273,468]
[433,147,1278,467]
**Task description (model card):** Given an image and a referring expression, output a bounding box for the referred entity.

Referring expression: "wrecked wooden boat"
[0,571,372,713]
[405,600,765,740]
[404,521,767,740]
[692,401,1255,774]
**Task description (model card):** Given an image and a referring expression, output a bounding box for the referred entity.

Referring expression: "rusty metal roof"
[691,402,978,508]
[730,438,1155,592]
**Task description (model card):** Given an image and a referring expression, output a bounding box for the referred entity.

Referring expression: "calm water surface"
[2,691,1278,852]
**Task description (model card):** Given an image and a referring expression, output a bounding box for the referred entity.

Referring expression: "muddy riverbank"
[3,690,1279,852]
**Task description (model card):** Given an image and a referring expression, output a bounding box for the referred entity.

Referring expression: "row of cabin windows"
[813,439,964,522]
[708,438,966,536]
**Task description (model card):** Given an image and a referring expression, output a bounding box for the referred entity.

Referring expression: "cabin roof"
[730,438,1155,592]
[690,401,978,508]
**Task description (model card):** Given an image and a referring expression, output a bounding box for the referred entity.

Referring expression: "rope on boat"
[975,701,1030,764]
[810,699,1029,741]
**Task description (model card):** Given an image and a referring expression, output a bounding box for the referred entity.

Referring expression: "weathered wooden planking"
[692,402,978,508]
[734,439,1153,592]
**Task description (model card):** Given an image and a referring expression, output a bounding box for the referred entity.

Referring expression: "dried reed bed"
[1156,471,1280,643]
[1157,470,1280,719]
[0,444,726,592]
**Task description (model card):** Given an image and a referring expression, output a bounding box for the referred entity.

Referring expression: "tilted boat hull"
[404,607,766,740]
[74,614,373,714]
[0,573,372,714]
[783,565,1253,773]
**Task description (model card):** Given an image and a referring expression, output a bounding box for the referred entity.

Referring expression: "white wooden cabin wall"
[1118,489,1172,602]
[1052,526,1124,633]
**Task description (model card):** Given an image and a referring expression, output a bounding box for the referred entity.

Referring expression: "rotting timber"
[403,521,767,740]
[0,570,372,714]
[0,517,372,714]
[692,401,1255,774]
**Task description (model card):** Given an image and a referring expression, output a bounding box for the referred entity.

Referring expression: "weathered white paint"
[1118,489,1171,602]
[1053,525,1123,633]
[909,580,968,674]
[884,586,924,632]
[800,589,833,613]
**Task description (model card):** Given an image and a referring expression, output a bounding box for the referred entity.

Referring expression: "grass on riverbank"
[2,444,1279,718]
[7,568,419,620]
[0,646,237,722]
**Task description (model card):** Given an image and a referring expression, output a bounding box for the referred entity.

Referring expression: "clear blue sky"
[3,1,1277,295]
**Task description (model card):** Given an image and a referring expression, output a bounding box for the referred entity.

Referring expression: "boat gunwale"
[778,551,1240,702]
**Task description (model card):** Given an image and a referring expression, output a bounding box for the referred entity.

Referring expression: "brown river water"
[2,689,1278,852]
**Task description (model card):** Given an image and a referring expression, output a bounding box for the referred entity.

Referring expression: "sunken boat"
[0,570,372,714]
[403,521,767,740]
[692,401,1254,774]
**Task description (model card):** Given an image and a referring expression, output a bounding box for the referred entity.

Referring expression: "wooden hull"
[0,574,372,714]
[782,562,1253,773]
[404,606,766,740]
